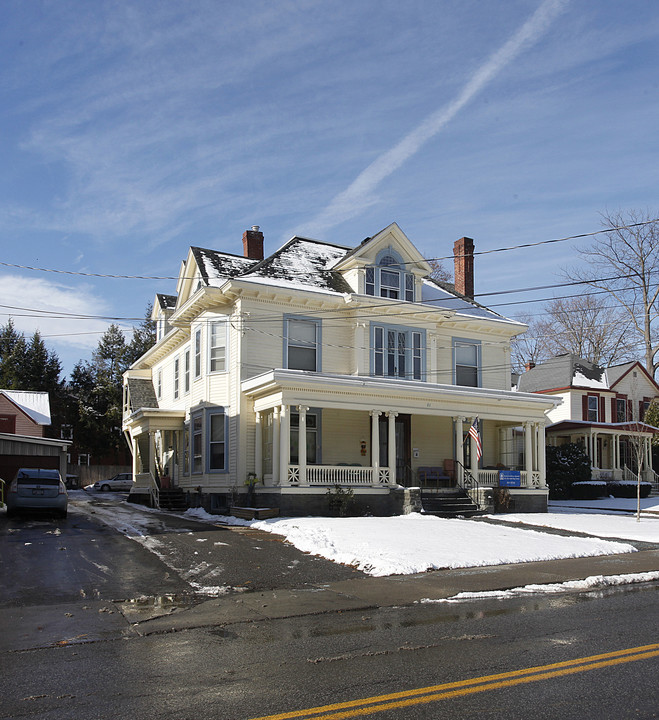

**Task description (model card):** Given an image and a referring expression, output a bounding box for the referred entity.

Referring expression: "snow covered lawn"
[185,509,636,577]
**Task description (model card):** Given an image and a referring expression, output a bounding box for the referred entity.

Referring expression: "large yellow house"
[122,223,557,515]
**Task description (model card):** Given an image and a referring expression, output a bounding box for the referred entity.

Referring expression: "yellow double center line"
[248,643,659,720]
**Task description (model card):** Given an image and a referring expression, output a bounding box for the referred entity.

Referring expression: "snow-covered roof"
[420,278,514,323]
[156,293,177,310]
[0,390,51,425]
[192,247,258,286]
[519,354,609,393]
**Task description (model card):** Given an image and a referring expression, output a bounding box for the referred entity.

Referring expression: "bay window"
[371,323,425,380]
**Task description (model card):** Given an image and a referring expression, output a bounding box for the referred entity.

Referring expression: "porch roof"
[242,369,558,423]
[547,419,659,436]
[122,407,186,435]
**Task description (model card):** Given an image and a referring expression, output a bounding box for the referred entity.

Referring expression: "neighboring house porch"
[546,419,659,485]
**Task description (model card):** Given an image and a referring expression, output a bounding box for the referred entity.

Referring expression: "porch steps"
[159,488,187,511]
[420,490,480,518]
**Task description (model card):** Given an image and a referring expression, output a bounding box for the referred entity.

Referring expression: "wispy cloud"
[300,0,570,237]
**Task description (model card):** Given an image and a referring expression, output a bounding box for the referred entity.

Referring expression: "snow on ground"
[493,507,659,543]
[185,508,636,577]
[549,497,659,514]
[419,571,659,602]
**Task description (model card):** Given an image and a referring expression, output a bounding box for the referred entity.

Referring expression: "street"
[0,492,657,719]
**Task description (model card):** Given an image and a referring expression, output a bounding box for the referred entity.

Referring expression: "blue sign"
[499,470,521,487]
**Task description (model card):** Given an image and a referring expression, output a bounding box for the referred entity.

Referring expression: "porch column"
[470,416,479,481]
[297,405,309,486]
[370,410,381,482]
[454,417,464,483]
[149,432,156,479]
[279,405,290,485]
[272,407,281,485]
[131,436,139,479]
[387,411,398,485]
[255,411,263,482]
[537,422,546,487]
[524,421,533,488]
[592,431,599,469]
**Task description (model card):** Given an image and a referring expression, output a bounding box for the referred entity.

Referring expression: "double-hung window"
[587,395,599,422]
[454,339,480,387]
[616,397,627,423]
[194,329,202,379]
[209,319,227,373]
[173,357,180,400]
[208,410,226,472]
[184,349,190,393]
[156,369,162,399]
[286,317,320,371]
[372,323,424,380]
[364,250,415,302]
[191,413,203,474]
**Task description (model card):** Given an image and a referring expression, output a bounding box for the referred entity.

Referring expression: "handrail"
[454,460,480,508]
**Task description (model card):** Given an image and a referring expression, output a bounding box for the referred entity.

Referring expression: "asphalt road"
[1,492,657,720]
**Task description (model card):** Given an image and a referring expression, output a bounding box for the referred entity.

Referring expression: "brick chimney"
[242,225,264,260]
[453,236,474,299]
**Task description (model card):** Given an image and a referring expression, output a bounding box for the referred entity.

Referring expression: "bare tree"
[425,257,452,283]
[511,295,635,373]
[564,209,659,378]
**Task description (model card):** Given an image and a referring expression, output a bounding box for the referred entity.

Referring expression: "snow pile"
[421,571,659,602]
[185,509,636,577]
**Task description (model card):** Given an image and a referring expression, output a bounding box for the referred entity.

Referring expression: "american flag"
[468,417,482,461]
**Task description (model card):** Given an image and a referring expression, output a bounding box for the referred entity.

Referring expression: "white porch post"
[132,436,139,478]
[592,431,599,469]
[454,417,464,483]
[387,411,398,485]
[537,422,546,487]
[272,407,281,485]
[149,432,156,479]
[370,410,381,482]
[255,411,263,483]
[279,405,290,485]
[297,405,309,486]
[524,421,533,488]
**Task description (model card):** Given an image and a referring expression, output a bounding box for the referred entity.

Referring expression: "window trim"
[191,411,203,474]
[370,322,426,380]
[587,394,599,422]
[208,318,228,374]
[284,315,321,372]
[206,408,228,473]
[173,356,180,400]
[184,349,190,394]
[194,329,202,379]
[156,368,163,400]
[452,338,482,387]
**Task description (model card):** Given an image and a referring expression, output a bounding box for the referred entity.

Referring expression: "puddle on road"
[116,593,200,622]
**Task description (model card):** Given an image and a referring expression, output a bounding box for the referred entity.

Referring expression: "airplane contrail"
[302,0,570,237]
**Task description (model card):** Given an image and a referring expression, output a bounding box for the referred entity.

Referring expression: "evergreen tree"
[0,320,27,388]
[124,304,156,367]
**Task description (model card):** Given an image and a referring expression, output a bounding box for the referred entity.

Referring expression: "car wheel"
[101,484,111,492]
[59,510,67,519]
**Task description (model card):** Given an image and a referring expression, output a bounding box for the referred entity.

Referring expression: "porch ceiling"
[242,369,557,423]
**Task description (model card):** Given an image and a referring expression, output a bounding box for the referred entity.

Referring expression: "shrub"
[608,481,652,499]
[492,487,513,513]
[546,443,591,499]
[326,485,355,517]
[570,481,607,500]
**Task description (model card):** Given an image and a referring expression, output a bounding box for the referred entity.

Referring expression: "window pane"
[456,365,478,387]
[209,413,225,470]
[365,267,375,295]
[289,319,316,344]
[210,414,225,442]
[288,346,316,371]
[455,343,477,365]
[210,322,226,372]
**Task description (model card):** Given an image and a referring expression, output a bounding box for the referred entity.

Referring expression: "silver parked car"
[94,473,133,492]
[6,468,68,518]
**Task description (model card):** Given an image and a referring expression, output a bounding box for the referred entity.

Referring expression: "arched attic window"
[365,249,415,301]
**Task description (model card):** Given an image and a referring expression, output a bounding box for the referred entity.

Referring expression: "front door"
[378,414,412,485]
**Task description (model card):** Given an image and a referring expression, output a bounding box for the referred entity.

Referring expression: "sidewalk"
[128,548,659,636]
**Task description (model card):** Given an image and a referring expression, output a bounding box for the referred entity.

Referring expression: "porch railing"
[135,472,160,509]
[468,468,538,488]
[288,465,392,486]
[455,460,480,505]
[623,465,657,485]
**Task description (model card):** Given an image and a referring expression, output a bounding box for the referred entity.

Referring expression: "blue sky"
[1,0,658,376]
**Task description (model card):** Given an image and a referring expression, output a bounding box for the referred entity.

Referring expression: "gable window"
[209,319,227,373]
[364,249,415,302]
[286,317,320,372]
[208,410,227,472]
[173,356,180,400]
[194,329,202,378]
[184,349,190,393]
[454,339,481,387]
[371,323,425,380]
